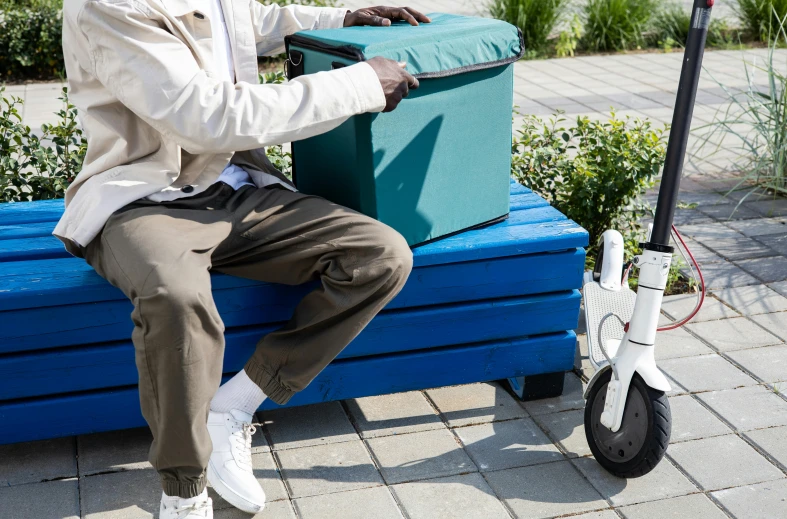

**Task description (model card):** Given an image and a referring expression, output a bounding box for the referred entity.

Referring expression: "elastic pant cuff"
[244,358,295,405]
[161,473,206,499]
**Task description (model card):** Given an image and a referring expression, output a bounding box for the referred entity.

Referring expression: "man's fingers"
[391,8,419,26]
[357,13,391,26]
[403,70,419,90]
[402,7,431,24]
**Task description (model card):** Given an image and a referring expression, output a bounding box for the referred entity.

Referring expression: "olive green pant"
[84,183,413,498]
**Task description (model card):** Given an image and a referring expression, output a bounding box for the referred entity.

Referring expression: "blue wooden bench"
[0,180,587,444]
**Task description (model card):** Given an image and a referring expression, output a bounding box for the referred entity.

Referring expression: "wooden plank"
[0,250,584,352]
[0,179,533,228]
[0,197,569,263]
[0,199,63,225]
[0,197,554,241]
[0,331,576,444]
[0,290,580,399]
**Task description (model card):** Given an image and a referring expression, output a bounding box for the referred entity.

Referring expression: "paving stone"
[391,473,509,519]
[704,236,779,261]
[672,209,714,226]
[0,479,80,519]
[565,511,619,519]
[745,425,787,470]
[713,285,787,315]
[78,427,153,476]
[726,216,787,237]
[738,254,787,283]
[727,345,787,384]
[686,317,782,351]
[0,436,76,486]
[668,434,785,491]
[425,382,527,427]
[572,457,697,506]
[483,460,607,519]
[697,385,787,431]
[755,232,787,255]
[712,479,787,519]
[745,198,787,218]
[770,280,787,298]
[454,418,563,471]
[213,499,297,519]
[749,312,787,343]
[697,202,761,221]
[618,493,728,519]
[681,261,759,289]
[294,486,402,519]
[654,326,715,360]
[677,237,724,264]
[366,428,475,485]
[521,372,586,416]
[660,354,757,392]
[262,401,358,450]
[275,440,383,498]
[678,222,743,242]
[668,394,732,442]
[345,391,444,439]
[533,409,591,458]
[661,294,740,322]
[81,468,161,518]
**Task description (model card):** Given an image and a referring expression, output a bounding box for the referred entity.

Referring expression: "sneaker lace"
[231,421,263,468]
[171,496,212,519]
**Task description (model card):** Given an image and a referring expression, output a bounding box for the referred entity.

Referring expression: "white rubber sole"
[206,460,264,514]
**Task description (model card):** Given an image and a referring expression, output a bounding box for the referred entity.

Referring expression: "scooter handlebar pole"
[649,0,713,248]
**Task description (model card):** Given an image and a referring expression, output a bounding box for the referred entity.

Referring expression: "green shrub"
[652,2,744,49]
[489,0,568,55]
[0,0,64,81]
[582,0,655,52]
[735,0,787,41]
[511,111,667,256]
[0,87,86,202]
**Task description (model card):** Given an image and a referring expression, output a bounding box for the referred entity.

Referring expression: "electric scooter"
[581,0,714,477]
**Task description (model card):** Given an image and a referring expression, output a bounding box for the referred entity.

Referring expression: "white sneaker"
[206,409,266,514]
[159,489,212,519]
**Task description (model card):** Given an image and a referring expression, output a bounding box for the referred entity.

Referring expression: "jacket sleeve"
[251,2,349,56]
[77,0,384,155]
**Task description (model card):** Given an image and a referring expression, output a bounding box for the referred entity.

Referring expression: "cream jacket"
[54,0,387,256]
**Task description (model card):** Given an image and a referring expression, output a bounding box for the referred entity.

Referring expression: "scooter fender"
[584,361,672,401]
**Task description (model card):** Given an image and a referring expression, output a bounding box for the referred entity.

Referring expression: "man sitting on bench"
[54,2,429,517]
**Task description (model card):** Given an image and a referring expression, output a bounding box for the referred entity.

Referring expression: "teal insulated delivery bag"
[285,13,524,246]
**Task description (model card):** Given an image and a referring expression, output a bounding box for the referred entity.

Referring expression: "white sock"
[210,370,266,416]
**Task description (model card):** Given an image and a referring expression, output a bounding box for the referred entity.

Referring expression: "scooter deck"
[584,281,637,369]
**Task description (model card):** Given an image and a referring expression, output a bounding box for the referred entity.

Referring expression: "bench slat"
[0,291,580,400]
[0,331,575,444]
[0,180,533,226]
[0,249,584,352]
[0,195,569,263]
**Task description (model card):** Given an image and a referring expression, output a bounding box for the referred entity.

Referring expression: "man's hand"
[344,6,431,27]
[366,57,419,112]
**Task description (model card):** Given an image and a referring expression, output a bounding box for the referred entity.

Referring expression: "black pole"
[648,0,714,248]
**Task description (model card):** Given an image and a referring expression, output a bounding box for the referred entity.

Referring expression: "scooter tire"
[584,369,671,478]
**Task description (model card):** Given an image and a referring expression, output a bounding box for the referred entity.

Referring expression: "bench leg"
[505,371,566,401]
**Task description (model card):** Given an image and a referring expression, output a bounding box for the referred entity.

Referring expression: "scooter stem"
[650,0,713,247]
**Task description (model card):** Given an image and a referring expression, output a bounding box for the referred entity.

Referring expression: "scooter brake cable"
[657,225,706,331]
[597,313,626,380]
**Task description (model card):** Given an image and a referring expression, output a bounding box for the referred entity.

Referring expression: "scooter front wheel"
[584,370,671,478]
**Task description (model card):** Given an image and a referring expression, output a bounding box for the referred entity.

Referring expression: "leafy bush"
[556,14,584,58]
[511,111,667,255]
[1,87,86,202]
[652,2,743,50]
[735,0,787,41]
[582,0,655,52]
[489,0,568,55]
[0,0,64,81]
[697,24,787,196]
